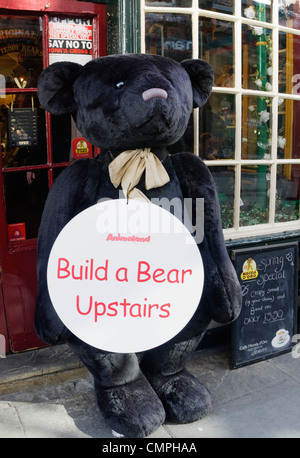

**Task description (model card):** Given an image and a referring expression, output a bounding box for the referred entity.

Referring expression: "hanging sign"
[8,108,38,147]
[231,243,298,368]
[47,199,204,353]
[72,137,93,159]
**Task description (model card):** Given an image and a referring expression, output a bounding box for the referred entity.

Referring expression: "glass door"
[0,1,106,352]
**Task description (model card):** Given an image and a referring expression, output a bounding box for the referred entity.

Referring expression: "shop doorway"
[0,0,106,352]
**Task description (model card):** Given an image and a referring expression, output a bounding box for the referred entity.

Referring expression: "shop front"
[0,0,299,354]
[0,0,106,352]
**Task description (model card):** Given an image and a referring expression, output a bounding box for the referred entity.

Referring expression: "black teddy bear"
[35,54,242,438]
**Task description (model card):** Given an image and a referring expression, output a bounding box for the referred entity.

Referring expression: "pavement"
[0,340,300,439]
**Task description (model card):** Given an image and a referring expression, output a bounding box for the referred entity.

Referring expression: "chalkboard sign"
[8,108,38,147]
[231,242,298,368]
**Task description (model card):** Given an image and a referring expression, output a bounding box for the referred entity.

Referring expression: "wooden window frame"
[140,0,300,240]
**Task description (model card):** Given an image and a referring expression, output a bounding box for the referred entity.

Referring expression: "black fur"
[36,54,242,437]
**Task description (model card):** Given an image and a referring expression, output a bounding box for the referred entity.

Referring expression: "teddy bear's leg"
[67,335,165,438]
[140,319,213,424]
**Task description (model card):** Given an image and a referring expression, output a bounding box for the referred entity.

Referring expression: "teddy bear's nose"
[142,88,168,101]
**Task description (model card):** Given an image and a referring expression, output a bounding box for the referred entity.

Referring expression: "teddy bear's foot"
[155,369,213,424]
[94,373,166,438]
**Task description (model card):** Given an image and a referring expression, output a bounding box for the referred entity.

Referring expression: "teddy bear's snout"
[142,88,168,101]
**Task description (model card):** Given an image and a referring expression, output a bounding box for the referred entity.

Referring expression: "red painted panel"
[1,242,46,351]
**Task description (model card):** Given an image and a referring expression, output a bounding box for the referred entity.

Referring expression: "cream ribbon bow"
[108,148,170,201]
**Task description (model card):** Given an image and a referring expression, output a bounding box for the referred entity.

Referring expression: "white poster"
[49,17,93,65]
[47,199,204,353]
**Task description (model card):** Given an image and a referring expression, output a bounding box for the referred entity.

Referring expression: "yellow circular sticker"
[241,257,258,281]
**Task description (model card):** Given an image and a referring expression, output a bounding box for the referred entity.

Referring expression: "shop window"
[242,94,272,160]
[279,31,300,95]
[240,165,270,226]
[242,25,272,91]
[242,0,272,23]
[1,94,47,168]
[145,13,192,61]
[4,169,48,240]
[0,16,43,89]
[141,0,300,238]
[199,0,233,15]
[51,114,72,163]
[199,17,234,88]
[146,0,192,6]
[0,12,101,242]
[210,165,235,229]
[199,93,235,161]
[276,164,299,222]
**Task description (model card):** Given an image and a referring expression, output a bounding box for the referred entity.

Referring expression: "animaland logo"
[106,233,151,242]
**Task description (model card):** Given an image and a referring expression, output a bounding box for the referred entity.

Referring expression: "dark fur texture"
[36,54,242,438]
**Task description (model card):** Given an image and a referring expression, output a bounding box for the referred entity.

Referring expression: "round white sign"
[47,199,204,353]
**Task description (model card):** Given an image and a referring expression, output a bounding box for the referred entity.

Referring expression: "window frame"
[140,0,300,240]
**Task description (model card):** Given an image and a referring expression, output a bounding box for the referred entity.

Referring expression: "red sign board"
[8,223,26,242]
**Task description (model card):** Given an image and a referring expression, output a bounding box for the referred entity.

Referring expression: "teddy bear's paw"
[94,374,166,438]
[156,369,213,424]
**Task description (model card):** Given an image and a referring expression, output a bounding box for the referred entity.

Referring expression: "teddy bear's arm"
[170,152,242,324]
[35,158,102,344]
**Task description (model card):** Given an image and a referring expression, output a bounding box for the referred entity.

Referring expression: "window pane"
[199,17,234,88]
[51,114,72,163]
[145,13,192,61]
[53,166,67,182]
[146,0,192,6]
[240,165,270,226]
[276,164,299,222]
[106,4,119,55]
[242,95,272,160]
[279,32,300,95]
[199,0,233,15]
[278,98,300,160]
[242,24,272,91]
[1,95,47,168]
[4,169,48,240]
[0,15,43,89]
[242,1,272,23]
[199,94,235,160]
[210,166,234,229]
[279,0,300,29]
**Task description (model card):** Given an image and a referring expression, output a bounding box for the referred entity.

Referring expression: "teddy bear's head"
[38,53,213,151]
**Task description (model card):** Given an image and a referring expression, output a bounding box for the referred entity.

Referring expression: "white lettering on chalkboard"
[256,270,285,289]
[258,255,284,273]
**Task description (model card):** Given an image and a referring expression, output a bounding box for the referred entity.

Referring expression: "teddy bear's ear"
[38,62,82,115]
[181,59,214,108]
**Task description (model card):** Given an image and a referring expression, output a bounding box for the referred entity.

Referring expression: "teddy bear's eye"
[116,81,125,89]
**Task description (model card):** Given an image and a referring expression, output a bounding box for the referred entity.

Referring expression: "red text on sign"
[76,296,171,320]
[137,261,192,284]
